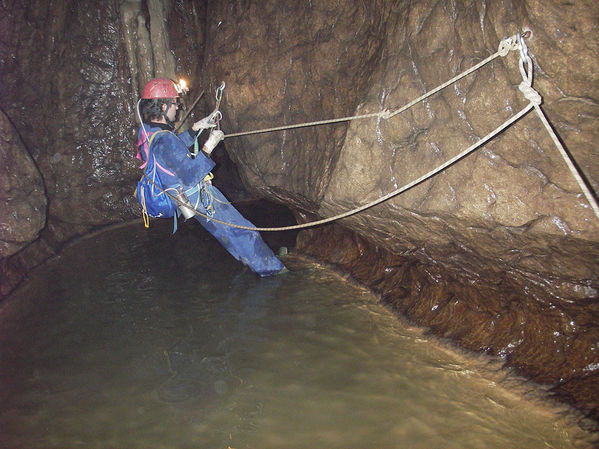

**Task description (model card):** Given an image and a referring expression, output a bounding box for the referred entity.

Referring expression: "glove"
[192,114,217,132]
[203,129,224,155]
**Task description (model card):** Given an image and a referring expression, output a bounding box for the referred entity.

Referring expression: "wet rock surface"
[204,0,599,424]
[0,110,46,258]
[1,0,598,428]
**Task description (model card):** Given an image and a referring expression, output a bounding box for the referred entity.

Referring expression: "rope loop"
[518,55,533,86]
[497,36,516,57]
[519,81,542,106]
[516,33,529,64]
[517,48,542,106]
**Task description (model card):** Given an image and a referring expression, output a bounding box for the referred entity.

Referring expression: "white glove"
[203,130,224,155]
[192,114,217,132]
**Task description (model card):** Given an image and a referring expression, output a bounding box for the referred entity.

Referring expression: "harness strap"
[137,130,176,176]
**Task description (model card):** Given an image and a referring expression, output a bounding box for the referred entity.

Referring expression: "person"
[136,78,285,277]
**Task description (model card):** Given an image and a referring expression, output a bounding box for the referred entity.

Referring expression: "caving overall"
[136,122,285,277]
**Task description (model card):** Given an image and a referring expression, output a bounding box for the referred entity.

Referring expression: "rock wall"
[0,110,46,258]
[296,223,599,428]
[202,0,599,425]
[204,0,599,288]
[0,0,205,294]
[1,0,598,426]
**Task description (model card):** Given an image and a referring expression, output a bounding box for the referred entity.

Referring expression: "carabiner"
[516,32,528,62]
[212,110,222,124]
[215,81,225,102]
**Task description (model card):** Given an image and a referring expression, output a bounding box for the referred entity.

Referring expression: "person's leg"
[189,184,285,276]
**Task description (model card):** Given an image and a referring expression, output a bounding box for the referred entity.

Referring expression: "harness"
[135,129,216,232]
[135,130,177,228]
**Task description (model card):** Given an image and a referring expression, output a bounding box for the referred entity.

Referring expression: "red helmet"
[141,78,179,99]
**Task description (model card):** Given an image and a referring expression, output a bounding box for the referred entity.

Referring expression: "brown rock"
[0,110,46,258]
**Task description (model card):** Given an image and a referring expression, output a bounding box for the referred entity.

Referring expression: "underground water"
[0,212,594,448]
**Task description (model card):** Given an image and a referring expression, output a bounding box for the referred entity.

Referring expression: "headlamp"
[174,78,189,95]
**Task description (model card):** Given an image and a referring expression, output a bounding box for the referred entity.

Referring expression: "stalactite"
[119,0,176,99]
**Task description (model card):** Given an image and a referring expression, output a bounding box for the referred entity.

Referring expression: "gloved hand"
[203,129,224,155]
[192,114,217,132]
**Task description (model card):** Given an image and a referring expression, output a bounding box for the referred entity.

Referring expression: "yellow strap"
[137,130,170,228]
[147,129,170,147]
[139,184,150,228]
[203,172,214,182]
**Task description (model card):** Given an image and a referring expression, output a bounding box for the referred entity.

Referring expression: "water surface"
[0,221,592,448]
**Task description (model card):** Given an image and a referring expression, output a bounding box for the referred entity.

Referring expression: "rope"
[140,33,599,231]
[224,110,385,139]
[223,36,518,139]
[515,37,599,219]
[383,38,516,121]
[144,35,528,231]
[532,105,599,218]
[144,102,533,232]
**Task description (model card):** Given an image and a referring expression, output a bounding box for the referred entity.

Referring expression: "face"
[164,99,179,122]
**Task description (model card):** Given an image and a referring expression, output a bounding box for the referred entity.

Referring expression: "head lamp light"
[174,78,189,95]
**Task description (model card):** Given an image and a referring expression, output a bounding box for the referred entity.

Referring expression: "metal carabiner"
[215,81,225,103]
[516,31,529,62]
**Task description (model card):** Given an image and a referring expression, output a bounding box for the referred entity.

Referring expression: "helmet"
[142,78,179,99]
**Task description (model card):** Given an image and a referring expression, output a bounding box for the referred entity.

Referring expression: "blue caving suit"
[137,122,285,277]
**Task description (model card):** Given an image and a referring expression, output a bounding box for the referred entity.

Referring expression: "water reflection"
[0,221,593,448]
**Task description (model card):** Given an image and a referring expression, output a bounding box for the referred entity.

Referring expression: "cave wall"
[0,0,206,294]
[1,0,136,294]
[203,0,599,291]
[201,0,599,422]
[0,110,46,258]
[1,0,598,425]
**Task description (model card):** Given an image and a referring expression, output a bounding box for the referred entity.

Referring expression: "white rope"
[151,103,534,232]
[224,110,384,139]
[223,36,519,138]
[144,33,598,231]
[515,39,599,219]
[383,38,516,121]
[149,35,530,231]
[532,106,599,218]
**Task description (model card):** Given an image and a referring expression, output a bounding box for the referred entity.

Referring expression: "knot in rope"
[518,82,542,105]
[497,36,517,57]
[517,44,542,106]
[379,109,393,120]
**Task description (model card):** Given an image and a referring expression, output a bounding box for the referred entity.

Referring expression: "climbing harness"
[142,31,599,230]
[136,130,179,225]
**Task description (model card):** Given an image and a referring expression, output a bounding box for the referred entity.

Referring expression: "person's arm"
[154,133,216,188]
[178,114,220,155]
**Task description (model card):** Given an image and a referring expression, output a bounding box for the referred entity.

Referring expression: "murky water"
[0,220,593,448]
